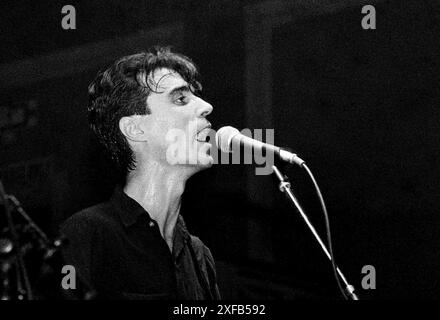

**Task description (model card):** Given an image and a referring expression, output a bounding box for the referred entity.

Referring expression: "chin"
[174,154,213,172]
[199,156,214,169]
[186,145,214,169]
[194,154,214,169]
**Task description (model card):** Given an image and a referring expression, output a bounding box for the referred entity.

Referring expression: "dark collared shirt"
[60,187,220,300]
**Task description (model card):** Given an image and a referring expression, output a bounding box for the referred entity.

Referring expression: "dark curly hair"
[87,46,202,174]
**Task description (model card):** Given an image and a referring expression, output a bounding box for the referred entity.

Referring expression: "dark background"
[1,0,439,299]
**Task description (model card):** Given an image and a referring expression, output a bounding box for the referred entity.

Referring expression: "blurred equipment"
[0,179,65,300]
[0,237,15,300]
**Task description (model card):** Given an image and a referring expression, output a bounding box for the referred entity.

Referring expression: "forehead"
[148,68,187,92]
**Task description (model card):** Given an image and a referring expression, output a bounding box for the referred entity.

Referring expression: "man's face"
[138,68,214,169]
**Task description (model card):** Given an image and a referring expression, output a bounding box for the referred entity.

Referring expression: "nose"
[196,97,213,118]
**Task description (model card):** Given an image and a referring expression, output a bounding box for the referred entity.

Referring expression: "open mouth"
[196,127,212,143]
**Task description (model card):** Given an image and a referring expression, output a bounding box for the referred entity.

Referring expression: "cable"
[301,163,349,300]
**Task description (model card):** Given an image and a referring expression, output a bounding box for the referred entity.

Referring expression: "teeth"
[196,136,210,143]
[196,128,211,142]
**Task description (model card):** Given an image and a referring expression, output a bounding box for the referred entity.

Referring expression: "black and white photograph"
[0,0,439,309]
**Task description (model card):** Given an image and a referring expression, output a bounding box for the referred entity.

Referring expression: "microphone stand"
[271,165,359,300]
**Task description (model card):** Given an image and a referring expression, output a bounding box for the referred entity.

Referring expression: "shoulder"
[188,235,221,299]
[60,202,116,237]
[189,235,216,266]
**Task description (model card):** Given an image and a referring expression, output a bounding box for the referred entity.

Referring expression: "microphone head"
[215,126,240,153]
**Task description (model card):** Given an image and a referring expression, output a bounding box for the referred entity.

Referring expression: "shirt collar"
[110,186,191,246]
[111,185,152,227]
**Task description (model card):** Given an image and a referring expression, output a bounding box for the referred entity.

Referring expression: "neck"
[123,160,191,252]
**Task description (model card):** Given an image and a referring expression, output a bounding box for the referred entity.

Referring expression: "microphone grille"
[215,126,240,153]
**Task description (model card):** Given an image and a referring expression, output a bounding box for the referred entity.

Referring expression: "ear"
[119,116,146,142]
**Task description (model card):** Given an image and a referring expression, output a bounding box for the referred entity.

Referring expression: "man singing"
[61,47,220,300]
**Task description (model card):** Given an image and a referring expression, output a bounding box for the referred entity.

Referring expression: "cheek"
[142,108,196,145]
[142,117,186,148]
[139,116,166,143]
[160,115,195,136]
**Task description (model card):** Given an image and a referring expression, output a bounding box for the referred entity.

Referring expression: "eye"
[174,94,189,106]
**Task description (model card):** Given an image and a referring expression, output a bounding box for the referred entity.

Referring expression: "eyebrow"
[167,85,191,97]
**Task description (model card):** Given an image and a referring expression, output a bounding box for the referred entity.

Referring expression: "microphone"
[215,126,305,166]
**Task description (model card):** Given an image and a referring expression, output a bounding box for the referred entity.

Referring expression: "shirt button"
[148,221,155,228]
